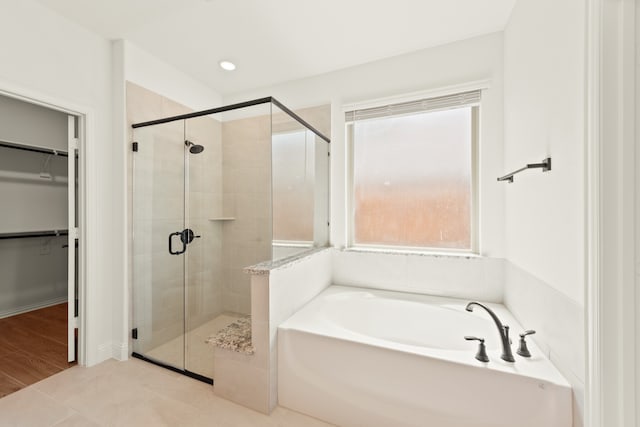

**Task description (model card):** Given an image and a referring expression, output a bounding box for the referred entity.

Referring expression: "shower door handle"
[168,231,186,255]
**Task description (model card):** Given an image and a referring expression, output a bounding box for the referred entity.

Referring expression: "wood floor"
[0,303,74,398]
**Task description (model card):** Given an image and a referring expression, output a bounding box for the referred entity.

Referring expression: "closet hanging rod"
[497,157,551,183]
[0,230,68,240]
[0,139,69,157]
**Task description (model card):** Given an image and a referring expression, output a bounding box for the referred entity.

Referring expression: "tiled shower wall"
[185,115,224,329]
[220,104,331,315]
[221,112,272,315]
[126,82,224,350]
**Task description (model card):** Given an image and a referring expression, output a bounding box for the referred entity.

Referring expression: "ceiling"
[34,0,517,95]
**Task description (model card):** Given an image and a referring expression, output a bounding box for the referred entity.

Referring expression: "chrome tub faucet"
[465,302,515,363]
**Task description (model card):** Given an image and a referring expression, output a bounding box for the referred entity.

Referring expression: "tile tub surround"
[504,261,584,427]
[216,247,581,425]
[0,358,332,427]
[332,248,505,302]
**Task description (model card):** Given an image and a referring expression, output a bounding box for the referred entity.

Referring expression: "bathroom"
[0,0,635,426]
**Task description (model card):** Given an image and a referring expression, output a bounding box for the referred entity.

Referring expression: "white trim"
[272,240,314,248]
[112,342,128,361]
[0,79,93,368]
[113,39,130,362]
[97,342,114,363]
[344,102,479,255]
[345,246,481,259]
[0,81,92,117]
[585,0,602,425]
[67,115,77,363]
[77,112,90,367]
[0,296,68,320]
[591,0,638,425]
[342,79,492,112]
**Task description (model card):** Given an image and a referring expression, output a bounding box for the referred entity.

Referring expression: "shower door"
[132,118,216,383]
[132,120,191,374]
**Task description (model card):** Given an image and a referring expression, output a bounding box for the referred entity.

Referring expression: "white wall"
[0,0,115,366]
[503,0,585,305]
[503,0,586,425]
[123,41,223,112]
[224,32,505,258]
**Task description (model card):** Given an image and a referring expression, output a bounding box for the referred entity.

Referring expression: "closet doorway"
[0,93,80,397]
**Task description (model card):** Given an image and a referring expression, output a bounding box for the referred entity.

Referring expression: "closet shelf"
[0,229,68,240]
[0,139,68,157]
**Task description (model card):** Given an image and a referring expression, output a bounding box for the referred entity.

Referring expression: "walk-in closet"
[0,93,79,397]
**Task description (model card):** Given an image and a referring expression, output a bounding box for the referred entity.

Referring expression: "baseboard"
[112,341,128,361]
[0,295,68,319]
[92,342,114,366]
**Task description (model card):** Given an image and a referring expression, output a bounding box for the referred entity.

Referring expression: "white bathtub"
[278,285,572,427]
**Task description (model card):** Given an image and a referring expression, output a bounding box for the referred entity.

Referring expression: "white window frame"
[344,82,486,255]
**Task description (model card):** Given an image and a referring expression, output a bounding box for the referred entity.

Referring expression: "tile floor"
[144,313,243,379]
[0,358,333,426]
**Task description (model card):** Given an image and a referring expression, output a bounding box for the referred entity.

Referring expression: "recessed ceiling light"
[219,61,236,71]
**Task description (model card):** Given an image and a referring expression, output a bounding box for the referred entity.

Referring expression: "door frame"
[586,0,638,425]
[0,81,92,367]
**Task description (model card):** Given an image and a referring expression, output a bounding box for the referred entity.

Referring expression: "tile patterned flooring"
[0,303,74,398]
[0,358,333,426]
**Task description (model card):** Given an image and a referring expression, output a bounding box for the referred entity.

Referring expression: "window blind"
[345,90,481,122]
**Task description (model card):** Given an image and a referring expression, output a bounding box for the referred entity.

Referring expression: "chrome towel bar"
[497,157,551,183]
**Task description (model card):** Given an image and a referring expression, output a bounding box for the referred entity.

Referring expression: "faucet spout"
[465,302,515,363]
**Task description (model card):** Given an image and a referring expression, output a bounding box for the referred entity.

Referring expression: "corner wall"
[503,0,586,424]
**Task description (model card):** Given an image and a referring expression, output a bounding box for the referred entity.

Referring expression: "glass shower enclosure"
[130,98,329,383]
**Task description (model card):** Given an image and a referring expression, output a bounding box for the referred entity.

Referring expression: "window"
[272,129,315,243]
[346,90,479,252]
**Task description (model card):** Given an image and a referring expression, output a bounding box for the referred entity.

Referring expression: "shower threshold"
[131,313,246,385]
[131,352,213,385]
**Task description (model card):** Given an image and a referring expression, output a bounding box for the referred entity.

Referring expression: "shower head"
[185,140,205,154]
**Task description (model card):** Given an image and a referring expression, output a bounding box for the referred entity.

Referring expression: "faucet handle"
[517,330,536,357]
[464,336,489,363]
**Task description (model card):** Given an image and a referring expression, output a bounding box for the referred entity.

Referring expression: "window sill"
[344,246,481,259]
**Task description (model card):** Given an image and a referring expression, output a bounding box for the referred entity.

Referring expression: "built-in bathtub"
[278,285,572,427]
